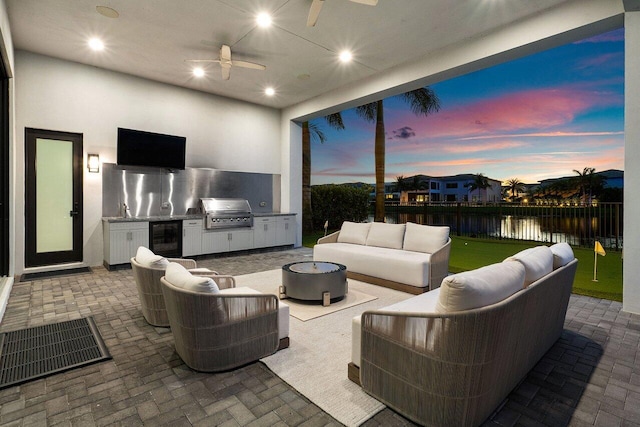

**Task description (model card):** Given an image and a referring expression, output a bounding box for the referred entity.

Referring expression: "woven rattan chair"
[130,256,229,327]
[160,275,282,372]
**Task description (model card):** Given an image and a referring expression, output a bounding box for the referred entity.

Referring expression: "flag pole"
[593,249,598,282]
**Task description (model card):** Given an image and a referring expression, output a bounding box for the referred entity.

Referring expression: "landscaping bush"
[311,184,369,231]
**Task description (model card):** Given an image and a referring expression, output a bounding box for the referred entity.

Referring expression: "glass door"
[25,129,83,267]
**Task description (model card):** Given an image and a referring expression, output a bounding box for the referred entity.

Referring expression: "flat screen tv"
[117,128,186,169]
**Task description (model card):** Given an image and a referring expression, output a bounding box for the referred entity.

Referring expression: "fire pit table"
[281,261,347,306]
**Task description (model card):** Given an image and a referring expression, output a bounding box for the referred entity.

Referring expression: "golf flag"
[323,220,329,236]
[593,241,606,281]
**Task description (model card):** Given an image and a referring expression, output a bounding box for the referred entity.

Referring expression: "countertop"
[102,212,295,223]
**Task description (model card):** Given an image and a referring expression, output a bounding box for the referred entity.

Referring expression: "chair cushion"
[436,261,525,313]
[135,246,169,268]
[550,243,575,269]
[164,262,219,293]
[504,246,553,286]
[403,222,450,254]
[337,221,371,245]
[366,222,405,249]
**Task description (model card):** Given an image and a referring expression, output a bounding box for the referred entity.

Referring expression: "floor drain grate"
[0,317,111,389]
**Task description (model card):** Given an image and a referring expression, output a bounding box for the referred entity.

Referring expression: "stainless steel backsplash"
[102,163,280,217]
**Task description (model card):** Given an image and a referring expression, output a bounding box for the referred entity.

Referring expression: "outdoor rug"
[0,317,111,390]
[239,270,414,426]
[234,269,378,321]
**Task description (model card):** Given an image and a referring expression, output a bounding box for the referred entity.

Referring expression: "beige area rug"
[234,269,377,321]
[234,269,414,427]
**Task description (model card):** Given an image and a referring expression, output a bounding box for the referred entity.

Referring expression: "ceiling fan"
[185,45,266,80]
[307,0,378,27]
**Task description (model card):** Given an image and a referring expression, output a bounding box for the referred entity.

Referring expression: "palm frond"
[399,87,441,116]
[355,102,377,122]
[324,112,345,130]
[308,122,326,144]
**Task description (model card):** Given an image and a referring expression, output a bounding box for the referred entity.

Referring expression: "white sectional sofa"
[349,242,578,427]
[314,221,451,294]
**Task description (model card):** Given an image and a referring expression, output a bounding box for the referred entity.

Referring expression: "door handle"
[69,210,79,216]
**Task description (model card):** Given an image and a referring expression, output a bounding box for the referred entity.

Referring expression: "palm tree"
[466,173,489,203]
[572,167,595,205]
[355,87,440,222]
[302,113,344,233]
[506,178,525,202]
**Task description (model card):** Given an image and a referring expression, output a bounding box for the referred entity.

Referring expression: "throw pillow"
[504,246,553,287]
[402,222,450,254]
[135,246,169,268]
[549,242,574,269]
[365,222,405,249]
[436,261,525,313]
[164,262,220,293]
[337,221,371,245]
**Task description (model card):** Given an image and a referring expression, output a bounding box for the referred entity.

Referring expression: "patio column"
[623,9,640,314]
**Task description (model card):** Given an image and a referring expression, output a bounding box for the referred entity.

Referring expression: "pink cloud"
[574,30,624,44]
[576,52,623,70]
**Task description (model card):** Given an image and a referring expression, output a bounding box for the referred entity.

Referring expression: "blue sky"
[310,28,624,185]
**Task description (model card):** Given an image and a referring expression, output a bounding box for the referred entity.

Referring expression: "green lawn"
[303,232,623,301]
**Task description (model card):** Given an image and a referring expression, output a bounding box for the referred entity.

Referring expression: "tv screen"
[117,128,186,169]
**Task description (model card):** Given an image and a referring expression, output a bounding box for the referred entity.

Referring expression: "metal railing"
[378,202,623,250]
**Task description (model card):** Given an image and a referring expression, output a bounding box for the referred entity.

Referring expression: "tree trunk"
[302,122,314,233]
[374,100,386,222]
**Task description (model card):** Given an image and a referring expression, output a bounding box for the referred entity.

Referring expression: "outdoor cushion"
[403,222,450,254]
[164,262,219,293]
[135,246,169,268]
[504,246,553,286]
[436,261,525,313]
[337,221,371,245]
[366,222,405,249]
[550,242,575,269]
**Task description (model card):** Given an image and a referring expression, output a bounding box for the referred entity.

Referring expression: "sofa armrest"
[193,272,236,289]
[317,230,340,244]
[428,238,451,290]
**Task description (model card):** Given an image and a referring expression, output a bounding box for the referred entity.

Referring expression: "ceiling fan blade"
[350,0,378,4]
[232,60,266,71]
[307,0,324,27]
[220,63,231,80]
[220,44,232,62]
[184,59,220,63]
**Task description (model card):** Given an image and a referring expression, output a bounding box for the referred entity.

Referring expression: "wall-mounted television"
[117,128,186,169]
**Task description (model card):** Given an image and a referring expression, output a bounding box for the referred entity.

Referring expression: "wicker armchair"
[130,253,233,327]
[160,275,283,372]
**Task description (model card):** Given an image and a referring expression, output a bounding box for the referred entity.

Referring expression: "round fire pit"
[281,261,347,306]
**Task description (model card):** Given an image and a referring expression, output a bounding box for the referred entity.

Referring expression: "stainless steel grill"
[200,198,253,229]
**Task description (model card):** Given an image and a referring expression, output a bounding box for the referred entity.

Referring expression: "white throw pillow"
[436,261,525,313]
[365,222,405,249]
[550,243,574,269]
[164,262,219,293]
[135,246,169,268]
[402,222,450,254]
[504,246,553,287]
[337,221,371,245]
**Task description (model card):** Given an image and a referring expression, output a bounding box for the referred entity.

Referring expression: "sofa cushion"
[504,246,553,286]
[403,222,450,254]
[366,222,405,249]
[550,243,574,269]
[164,262,220,293]
[337,221,371,245]
[135,246,169,268]
[436,261,525,313]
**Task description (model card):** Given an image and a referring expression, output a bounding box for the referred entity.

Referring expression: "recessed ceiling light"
[96,6,119,18]
[265,87,275,96]
[256,12,272,27]
[193,67,205,78]
[88,38,104,51]
[339,50,352,63]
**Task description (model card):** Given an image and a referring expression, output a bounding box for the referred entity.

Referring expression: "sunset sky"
[310,28,624,186]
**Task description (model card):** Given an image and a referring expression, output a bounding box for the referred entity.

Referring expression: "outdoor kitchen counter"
[102,214,204,223]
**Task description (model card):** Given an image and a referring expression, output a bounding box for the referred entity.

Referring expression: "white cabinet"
[202,229,254,254]
[182,219,203,257]
[103,221,149,266]
[253,216,277,248]
[276,216,296,246]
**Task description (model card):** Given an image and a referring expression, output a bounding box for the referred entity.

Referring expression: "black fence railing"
[375,202,623,251]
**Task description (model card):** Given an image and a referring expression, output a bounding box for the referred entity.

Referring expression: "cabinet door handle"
[264,224,268,231]
[183,229,186,237]
[228,233,232,241]
[127,231,132,241]
[285,223,289,230]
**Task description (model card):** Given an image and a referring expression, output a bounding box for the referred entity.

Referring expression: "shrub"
[311,184,369,231]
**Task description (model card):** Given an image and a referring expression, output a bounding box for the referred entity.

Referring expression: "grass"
[303,231,623,302]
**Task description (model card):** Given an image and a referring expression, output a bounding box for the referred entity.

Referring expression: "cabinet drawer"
[107,221,149,231]
[183,219,203,227]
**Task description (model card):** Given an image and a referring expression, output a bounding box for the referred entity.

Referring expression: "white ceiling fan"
[185,45,266,80]
[307,0,378,27]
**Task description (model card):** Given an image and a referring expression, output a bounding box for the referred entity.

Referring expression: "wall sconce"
[87,153,100,173]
